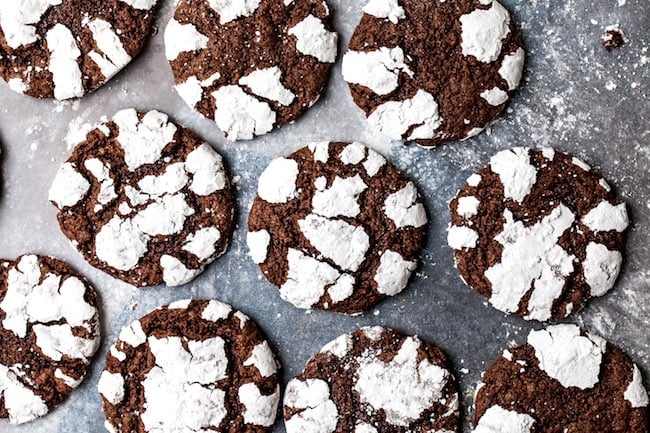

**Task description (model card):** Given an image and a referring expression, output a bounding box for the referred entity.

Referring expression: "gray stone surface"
[0,0,647,431]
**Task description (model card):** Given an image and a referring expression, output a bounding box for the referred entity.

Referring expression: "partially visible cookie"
[448,147,628,321]
[474,324,648,432]
[0,254,100,424]
[0,0,159,100]
[165,0,337,141]
[49,109,234,287]
[99,299,280,433]
[247,142,427,314]
[342,0,525,147]
[284,326,458,433]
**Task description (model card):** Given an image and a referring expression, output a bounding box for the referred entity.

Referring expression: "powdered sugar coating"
[166,0,337,140]
[624,365,649,408]
[248,142,427,314]
[284,327,458,432]
[363,0,405,23]
[528,324,605,389]
[367,90,442,141]
[449,147,628,320]
[0,0,158,99]
[460,1,511,63]
[473,405,535,433]
[342,47,413,95]
[0,255,100,424]
[101,300,280,433]
[50,109,234,287]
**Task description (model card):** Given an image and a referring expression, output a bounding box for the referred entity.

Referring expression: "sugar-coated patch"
[201,300,232,322]
[447,225,479,249]
[527,324,605,390]
[247,230,272,264]
[368,90,442,140]
[98,371,125,405]
[320,333,353,358]
[0,363,49,424]
[208,0,262,24]
[363,0,406,23]
[160,254,202,286]
[480,87,509,106]
[46,24,84,100]
[164,19,209,61]
[354,336,449,426]
[284,378,339,433]
[86,19,132,81]
[384,182,427,228]
[582,242,622,297]
[459,1,511,63]
[498,47,525,89]
[489,147,537,203]
[288,14,338,63]
[624,365,649,408]
[258,157,299,203]
[239,66,296,106]
[486,206,575,321]
[312,175,368,218]
[213,85,276,140]
[474,405,535,433]
[373,250,416,296]
[244,341,278,378]
[0,1,63,49]
[456,196,480,218]
[239,383,280,426]
[581,201,629,233]
[342,47,413,95]
[49,163,90,209]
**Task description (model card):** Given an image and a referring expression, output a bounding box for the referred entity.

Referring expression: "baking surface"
[0,0,648,431]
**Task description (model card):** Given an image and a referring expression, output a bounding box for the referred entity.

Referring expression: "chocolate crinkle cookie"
[284,326,458,433]
[448,147,628,321]
[165,0,337,141]
[99,299,280,433]
[247,142,427,315]
[474,324,648,433]
[0,0,159,100]
[0,254,100,424]
[49,109,234,287]
[342,0,525,147]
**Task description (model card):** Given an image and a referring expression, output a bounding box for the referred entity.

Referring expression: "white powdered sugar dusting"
[213,85,276,140]
[342,47,413,95]
[624,365,649,408]
[288,15,338,63]
[140,336,228,431]
[164,19,209,61]
[284,378,339,433]
[527,324,605,389]
[473,405,535,433]
[312,175,368,218]
[498,47,526,89]
[581,201,629,233]
[374,250,416,296]
[46,24,84,100]
[243,341,277,378]
[447,225,479,249]
[460,1,511,63]
[384,182,427,228]
[257,157,299,203]
[238,383,280,426]
[489,148,537,203]
[208,0,262,24]
[201,300,232,322]
[481,87,509,106]
[457,196,480,218]
[0,255,98,362]
[582,242,622,297]
[320,333,353,358]
[98,371,125,405]
[49,163,90,209]
[354,336,450,426]
[239,67,296,106]
[160,254,202,286]
[0,363,49,425]
[368,90,442,140]
[247,230,271,264]
[183,227,221,261]
[485,206,575,321]
[0,0,62,49]
[86,19,132,81]
[363,0,405,23]
[298,214,370,272]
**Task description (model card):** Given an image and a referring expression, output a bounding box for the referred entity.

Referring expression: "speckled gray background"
[0,0,648,431]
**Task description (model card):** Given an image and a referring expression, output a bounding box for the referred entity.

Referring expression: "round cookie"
[0,254,100,424]
[448,147,628,321]
[99,299,280,433]
[474,324,648,432]
[165,0,338,141]
[0,0,159,100]
[247,142,427,314]
[49,109,234,287]
[284,326,458,433]
[342,0,525,147]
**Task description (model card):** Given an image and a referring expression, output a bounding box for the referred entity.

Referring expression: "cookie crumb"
[603,26,626,51]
